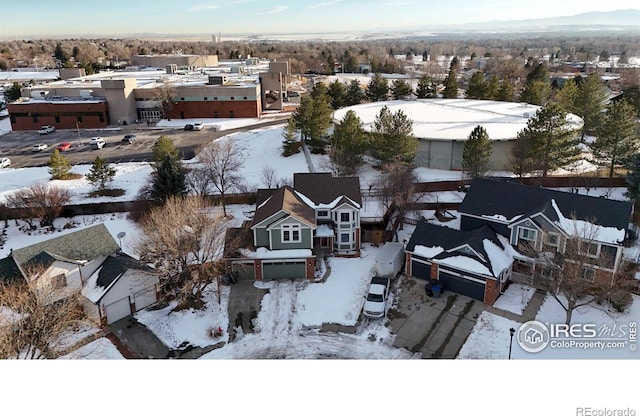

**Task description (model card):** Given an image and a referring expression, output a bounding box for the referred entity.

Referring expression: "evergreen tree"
[310,82,329,100]
[151,155,187,202]
[624,153,640,202]
[370,106,417,165]
[573,73,608,138]
[465,72,487,99]
[48,149,72,180]
[496,80,515,102]
[152,135,179,167]
[365,73,389,102]
[592,101,639,177]
[327,79,347,110]
[520,63,551,105]
[485,76,500,101]
[449,55,461,72]
[415,74,433,99]
[390,79,412,100]
[330,110,368,175]
[86,156,116,191]
[345,79,366,106]
[555,78,578,114]
[293,93,333,153]
[442,69,458,98]
[462,125,492,178]
[621,85,640,117]
[5,82,22,101]
[511,103,580,177]
[281,117,300,156]
[54,43,69,66]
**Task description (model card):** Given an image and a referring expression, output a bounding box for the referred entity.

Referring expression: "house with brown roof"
[225,173,361,281]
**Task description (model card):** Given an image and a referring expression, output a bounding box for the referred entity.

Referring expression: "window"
[204,97,208,100]
[519,227,537,242]
[582,267,595,281]
[546,233,559,247]
[341,233,349,243]
[51,273,67,290]
[282,224,301,243]
[317,210,328,217]
[77,116,83,123]
[54,116,60,123]
[340,212,350,222]
[580,242,598,257]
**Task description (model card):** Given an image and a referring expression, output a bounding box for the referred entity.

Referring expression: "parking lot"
[0,118,288,168]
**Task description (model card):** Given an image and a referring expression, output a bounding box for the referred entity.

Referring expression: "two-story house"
[405,178,634,304]
[225,173,361,281]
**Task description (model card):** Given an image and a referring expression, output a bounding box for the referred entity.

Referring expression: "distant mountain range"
[424,9,640,34]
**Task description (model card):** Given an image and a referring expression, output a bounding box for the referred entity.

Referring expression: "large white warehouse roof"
[332,99,583,141]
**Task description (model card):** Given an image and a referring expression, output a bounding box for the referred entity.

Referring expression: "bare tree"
[525,218,635,324]
[196,140,244,217]
[261,166,278,189]
[375,163,421,237]
[0,273,86,359]
[185,164,212,196]
[152,80,177,120]
[4,183,71,228]
[134,196,229,308]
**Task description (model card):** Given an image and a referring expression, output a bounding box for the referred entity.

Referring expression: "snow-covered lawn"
[459,294,640,359]
[58,337,124,360]
[493,283,535,315]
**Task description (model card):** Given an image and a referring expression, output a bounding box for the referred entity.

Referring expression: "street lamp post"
[509,327,516,359]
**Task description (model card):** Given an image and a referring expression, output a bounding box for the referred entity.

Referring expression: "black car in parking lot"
[184,124,194,131]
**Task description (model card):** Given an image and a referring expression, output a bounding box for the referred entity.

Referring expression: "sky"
[0,0,638,39]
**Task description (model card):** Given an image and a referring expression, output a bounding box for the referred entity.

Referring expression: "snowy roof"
[333,99,582,141]
[316,224,334,237]
[81,254,156,303]
[460,178,633,235]
[250,186,316,229]
[550,199,626,244]
[407,222,514,278]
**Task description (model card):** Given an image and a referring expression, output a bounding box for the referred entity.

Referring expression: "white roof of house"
[333,99,583,142]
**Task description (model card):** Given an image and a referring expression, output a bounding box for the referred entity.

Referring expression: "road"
[0,118,289,168]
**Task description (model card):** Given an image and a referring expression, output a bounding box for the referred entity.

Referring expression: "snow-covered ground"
[0,114,640,414]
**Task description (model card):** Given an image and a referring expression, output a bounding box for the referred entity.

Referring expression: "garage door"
[262,261,306,280]
[232,261,255,280]
[105,297,132,324]
[134,287,157,311]
[438,271,485,301]
[411,259,431,280]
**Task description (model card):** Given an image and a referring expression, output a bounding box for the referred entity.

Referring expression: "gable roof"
[82,253,156,303]
[250,186,316,228]
[459,178,633,230]
[293,173,362,206]
[9,224,121,272]
[406,222,514,278]
[0,257,21,283]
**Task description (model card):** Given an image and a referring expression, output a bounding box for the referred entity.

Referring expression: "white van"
[90,137,106,149]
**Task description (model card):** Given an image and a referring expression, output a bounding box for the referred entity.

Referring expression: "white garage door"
[134,287,157,311]
[105,297,131,324]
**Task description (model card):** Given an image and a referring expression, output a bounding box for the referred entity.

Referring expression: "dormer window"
[518,227,537,242]
[318,210,329,218]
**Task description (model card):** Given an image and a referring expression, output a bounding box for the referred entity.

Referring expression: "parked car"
[56,142,71,152]
[363,277,391,318]
[193,122,204,131]
[38,125,56,135]
[32,143,49,152]
[184,124,194,131]
[0,157,11,168]
[122,134,136,144]
[90,137,106,149]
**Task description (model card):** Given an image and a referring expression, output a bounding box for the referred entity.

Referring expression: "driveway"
[108,316,170,359]
[388,275,485,359]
